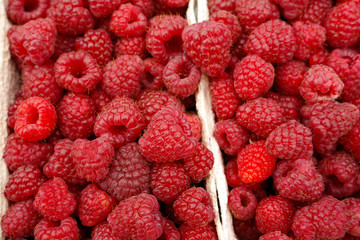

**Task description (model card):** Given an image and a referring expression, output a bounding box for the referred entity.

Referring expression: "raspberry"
[88,0,122,18]
[150,161,190,204]
[173,187,215,227]
[232,32,248,60]
[34,217,79,240]
[265,92,304,121]
[325,2,360,48]
[15,97,57,142]
[182,21,232,77]
[184,113,202,142]
[114,36,148,59]
[131,0,154,18]
[94,96,146,148]
[101,55,144,98]
[71,136,114,182]
[244,19,296,63]
[107,193,163,240]
[1,199,42,238]
[89,88,112,113]
[293,0,332,25]
[343,198,360,237]
[293,21,326,61]
[273,158,324,202]
[52,34,76,60]
[162,54,201,98]
[228,187,257,221]
[209,77,240,120]
[139,107,197,162]
[56,92,96,140]
[91,221,119,240]
[208,0,235,14]
[98,142,150,201]
[179,223,218,240]
[55,51,101,93]
[256,196,295,234]
[7,89,25,129]
[7,0,49,24]
[142,58,165,89]
[159,217,180,240]
[309,47,330,67]
[274,60,307,96]
[162,0,188,7]
[341,119,360,161]
[236,98,284,139]
[272,0,309,20]
[259,231,293,240]
[234,55,274,101]
[318,151,360,198]
[209,10,242,44]
[233,219,261,240]
[22,60,63,105]
[4,165,46,202]
[34,178,77,221]
[4,133,53,171]
[74,29,113,68]
[237,140,277,183]
[292,196,350,240]
[235,0,279,33]
[153,0,187,15]
[225,159,262,190]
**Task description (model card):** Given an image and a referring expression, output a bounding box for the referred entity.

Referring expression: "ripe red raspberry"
[114,36,147,59]
[233,219,262,240]
[52,34,76,60]
[159,217,180,240]
[34,217,79,240]
[101,55,144,98]
[15,97,57,142]
[173,187,215,227]
[179,223,218,240]
[225,159,262,190]
[108,193,163,240]
[88,0,122,18]
[91,221,120,240]
[163,54,201,98]
[234,55,274,101]
[94,96,146,148]
[273,158,324,202]
[7,0,49,24]
[265,91,304,121]
[184,113,202,142]
[343,198,360,237]
[260,231,293,240]
[139,107,197,162]
[209,10,242,44]
[55,51,101,93]
[237,140,277,183]
[318,151,360,198]
[244,19,296,63]
[75,29,113,68]
[293,0,332,25]
[56,92,96,140]
[89,88,112,113]
[1,199,42,238]
[142,58,165,89]
[99,143,150,201]
[292,196,350,240]
[273,0,309,20]
[309,47,330,67]
[325,2,360,48]
[34,178,77,221]
[341,119,360,162]
[236,98,284,139]
[132,0,154,18]
[228,187,257,221]
[274,60,307,96]
[208,0,235,14]
[4,133,53,171]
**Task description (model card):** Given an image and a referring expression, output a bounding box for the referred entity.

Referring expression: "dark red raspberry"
[89,88,112,113]
[273,0,309,20]
[309,47,330,67]
[142,58,165,89]
[341,119,360,162]
[228,187,257,221]
[184,113,201,142]
[273,158,324,202]
[101,55,144,98]
[260,231,293,240]
[274,60,307,96]
[52,34,76,60]
[162,54,201,98]
[209,10,242,44]
[75,29,113,68]
[15,97,57,142]
[99,142,150,201]
[7,0,49,24]
[34,178,77,221]
[236,98,284,139]
[173,187,215,227]
[225,159,262,190]
[7,89,25,129]
[162,0,188,7]
[1,199,42,238]
[34,217,79,240]
[114,36,147,59]
[234,55,274,101]
[244,19,296,63]
[159,217,180,240]
[318,151,360,198]
[94,96,146,148]
[265,91,304,121]
[292,196,350,240]
[153,0,187,15]
[71,136,114,182]
[4,165,46,202]
[233,219,262,240]
[182,21,232,77]
[55,51,101,93]
[232,32,248,60]
[131,0,154,18]
[293,0,332,25]
[88,0,122,18]
[47,0,94,36]
[343,198,360,237]
[179,223,218,240]
[7,18,56,65]
[208,0,235,14]
[325,2,360,48]
[91,221,120,240]
[108,193,163,240]
[56,92,96,140]
[139,107,197,163]
[237,140,277,183]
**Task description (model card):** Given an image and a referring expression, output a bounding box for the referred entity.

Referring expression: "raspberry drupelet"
[7,0,49,25]
[34,217,79,240]
[114,36,148,59]
[89,88,113,113]
[265,91,304,121]
[341,119,360,162]
[91,221,119,240]
[228,187,258,221]
[52,34,76,60]
[343,198,360,237]
[208,0,235,14]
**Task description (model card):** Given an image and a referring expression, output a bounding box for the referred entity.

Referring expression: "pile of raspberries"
[2,0,360,239]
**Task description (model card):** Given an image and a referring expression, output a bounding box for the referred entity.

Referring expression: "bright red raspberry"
[236,98,284,139]
[7,0,49,24]
[34,178,77,221]
[89,88,112,113]
[225,159,263,190]
[159,217,180,240]
[293,0,332,25]
[292,196,350,240]
[209,10,242,44]
[309,47,330,67]
[325,2,360,48]
[15,97,57,142]
[244,19,296,63]
[208,0,235,14]
[184,113,202,142]
[228,187,257,221]
[1,199,42,238]
[274,60,307,96]
[265,91,304,121]
[56,92,96,140]
[52,34,76,60]
[233,219,261,240]
[260,231,293,240]
[55,51,101,93]
[273,0,309,20]
[101,55,144,98]
[237,140,277,183]
[341,119,360,162]
[94,96,146,148]
[88,0,122,18]
[108,193,163,240]
[132,0,154,18]
[273,158,324,202]
[114,36,147,59]
[343,198,360,237]
[91,221,120,240]
[179,223,218,240]
[34,217,79,240]
[142,58,165,89]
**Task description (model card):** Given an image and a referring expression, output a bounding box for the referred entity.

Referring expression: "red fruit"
[260,231,293,240]
[228,187,257,220]
[273,0,309,20]
[163,0,188,7]
[293,0,332,25]
[309,47,330,67]
[34,217,79,240]
[208,0,235,14]
[184,113,202,142]
[88,0,122,18]
[341,119,360,162]
[225,159,262,190]
[274,60,307,96]
[179,223,218,240]
[233,219,261,240]
[7,0,49,24]
[114,36,147,59]
[159,217,181,240]
[142,58,165,89]
[91,221,120,240]
[209,10,242,44]
[265,91,304,121]
[52,34,76,60]
[131,0,154,18]
[343,198,360,237]
[89,88,112,113]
